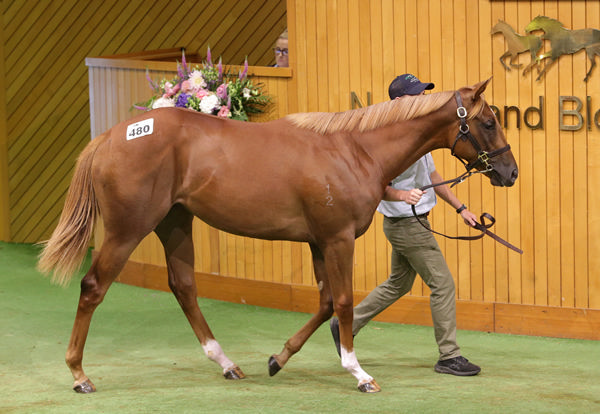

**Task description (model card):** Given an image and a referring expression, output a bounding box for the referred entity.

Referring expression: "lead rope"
[410,181,523,254]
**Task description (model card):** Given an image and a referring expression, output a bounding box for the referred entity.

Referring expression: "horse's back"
[89,108,372,242]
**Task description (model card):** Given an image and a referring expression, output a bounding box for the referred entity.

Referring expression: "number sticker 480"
[126,118,154,140]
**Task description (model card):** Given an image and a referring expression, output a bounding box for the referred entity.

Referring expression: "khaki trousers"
[352,215,460,360]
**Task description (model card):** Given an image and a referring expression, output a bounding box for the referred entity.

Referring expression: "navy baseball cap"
[388,74,434,99]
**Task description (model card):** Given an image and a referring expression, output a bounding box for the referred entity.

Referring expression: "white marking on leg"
[340,346,373,386]
[202,339,236,373]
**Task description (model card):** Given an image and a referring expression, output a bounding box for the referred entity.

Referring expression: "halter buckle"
[478,152,489,164]
[456,106,467,119]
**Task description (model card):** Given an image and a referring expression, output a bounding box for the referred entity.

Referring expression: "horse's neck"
[501,23,517,37]
[546,24,566,37]
[358,113,451,184]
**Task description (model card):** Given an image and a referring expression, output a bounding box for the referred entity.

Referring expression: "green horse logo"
[492,16,600,82]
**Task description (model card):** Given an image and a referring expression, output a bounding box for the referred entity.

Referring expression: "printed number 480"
[126,118,154,140]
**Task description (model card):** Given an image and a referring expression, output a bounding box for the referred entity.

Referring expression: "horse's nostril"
[511,169,519,180]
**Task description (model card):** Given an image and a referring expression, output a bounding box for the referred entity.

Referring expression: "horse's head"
[490,20,511,35]
[451,79,518,187]
[525,16,561,35]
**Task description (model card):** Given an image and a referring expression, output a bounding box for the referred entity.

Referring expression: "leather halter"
[409,92,522,254]
[451,91,511,173]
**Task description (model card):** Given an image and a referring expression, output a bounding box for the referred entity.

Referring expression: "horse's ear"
[472,78,492,101]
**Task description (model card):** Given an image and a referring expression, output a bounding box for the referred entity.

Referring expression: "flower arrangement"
[134,48,269,121]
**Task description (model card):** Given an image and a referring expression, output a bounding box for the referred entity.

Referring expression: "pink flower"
[218,106,231,118]
[164,82,180,97]
[196,89,209,99]
[181,80,193,93]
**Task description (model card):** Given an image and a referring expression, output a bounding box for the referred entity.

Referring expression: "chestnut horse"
[38,79,518,394]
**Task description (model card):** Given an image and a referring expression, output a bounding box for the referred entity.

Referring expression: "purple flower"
[239,57,248,80]
[206,46,212,66]
[218,57,223,83]
[176,93,191,108]
[216,83,228,100]
[181,49,188,74]
[146,69,158,92]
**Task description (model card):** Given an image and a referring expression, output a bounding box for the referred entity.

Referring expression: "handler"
[330,74,481,376]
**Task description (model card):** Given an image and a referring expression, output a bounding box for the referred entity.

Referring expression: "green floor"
[1,241,599,413]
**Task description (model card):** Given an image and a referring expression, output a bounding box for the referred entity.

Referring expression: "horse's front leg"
[534,54,556,80]
[499,52,512,71]
[323,239,380,393]
[155,205,244,380]
[268,243,334,375]
[269,238,380,392]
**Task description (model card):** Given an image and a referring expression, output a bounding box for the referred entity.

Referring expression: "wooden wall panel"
[1,0,286,242]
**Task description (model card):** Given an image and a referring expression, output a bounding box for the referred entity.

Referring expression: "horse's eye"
[484,119,496,130]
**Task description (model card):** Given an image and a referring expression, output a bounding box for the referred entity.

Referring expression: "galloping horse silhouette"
[38,79,518,393]
[525,15,600,81]
[491,20,542,73]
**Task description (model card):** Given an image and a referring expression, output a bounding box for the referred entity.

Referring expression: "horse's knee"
[333,294,353,317]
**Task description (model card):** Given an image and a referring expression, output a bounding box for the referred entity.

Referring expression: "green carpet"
[1,241,599,413]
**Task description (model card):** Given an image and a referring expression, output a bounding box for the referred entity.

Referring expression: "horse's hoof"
[358,379,381,393]
[268,355,282,376]
[223,365,246,380]
[73,379,96,393]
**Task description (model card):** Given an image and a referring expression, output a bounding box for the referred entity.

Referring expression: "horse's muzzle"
[490,167,518,187]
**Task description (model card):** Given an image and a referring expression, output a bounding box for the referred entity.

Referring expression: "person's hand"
[460,209,478,227]
[402,188,424,205]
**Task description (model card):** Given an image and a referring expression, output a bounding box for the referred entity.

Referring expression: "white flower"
[152,97,175,109]
[189,70,207,90]
[242,88,251,98]
[199,93,220,114]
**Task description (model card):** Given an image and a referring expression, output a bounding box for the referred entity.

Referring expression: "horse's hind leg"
[584,47,599,82]
[66,233,143,393]
[154,204,244,380]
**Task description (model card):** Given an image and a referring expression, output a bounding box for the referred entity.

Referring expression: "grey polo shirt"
[377,153,437,218]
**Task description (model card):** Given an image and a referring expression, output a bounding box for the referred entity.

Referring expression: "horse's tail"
[38,135,103,286]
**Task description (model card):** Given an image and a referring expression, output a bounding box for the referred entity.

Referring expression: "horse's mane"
[532,15,563,30]
[286,90,483,135]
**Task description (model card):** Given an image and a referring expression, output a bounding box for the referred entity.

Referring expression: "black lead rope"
[410,185,523,255]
